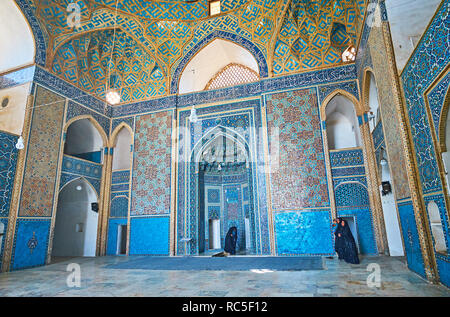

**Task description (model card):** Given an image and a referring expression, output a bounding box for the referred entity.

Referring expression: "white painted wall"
[179,39,259,94]
[326,95,361,150]
[0,82,32,135]
[368,72,380,132]
[379,157,404,256]
[65,119,103,156]
[112,127,132,171]
[0,222,4,251]
[52,179,98,257]
[385,0,441,72]
[427,201,448,253]
[0,0,35,73]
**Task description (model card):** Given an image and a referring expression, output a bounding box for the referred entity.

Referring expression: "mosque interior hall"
[0,0,449,297]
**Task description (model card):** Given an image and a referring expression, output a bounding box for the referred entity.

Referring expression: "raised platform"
[104,256,324,271]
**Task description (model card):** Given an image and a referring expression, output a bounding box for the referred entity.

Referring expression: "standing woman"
[224,226,238,255]
[334,218,345,260]
[335,218,360,264]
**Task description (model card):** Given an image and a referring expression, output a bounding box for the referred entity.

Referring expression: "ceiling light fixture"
[189,68,199,123]
[106,89,121,105]
[15,136,24,150]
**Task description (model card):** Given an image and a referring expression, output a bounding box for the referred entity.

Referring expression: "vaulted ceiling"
[28,0,366,104]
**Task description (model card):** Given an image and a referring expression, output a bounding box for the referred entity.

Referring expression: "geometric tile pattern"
[426,72,450,143]
[401,0,450,194]
[111,170,131,185]
[131,111,172,215]
[0,132,19,217]
[110,196,129,218]
[329,148,364,168]
[334,182,369,208]
[266,88,329,210]
[29,0,365,103]
[18,86,65,217]
[273,0,365,74]
[207,189,220,204]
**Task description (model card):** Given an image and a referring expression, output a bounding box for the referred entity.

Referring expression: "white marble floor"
[0,255,448,297]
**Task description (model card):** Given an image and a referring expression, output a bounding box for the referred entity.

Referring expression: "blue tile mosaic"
[397,200,427,278]
[0,219,7,269]
[334,182,370,208]
[329,149,364,168]
[207,188,221,204]
[129,217,170,255]
[317,80,359,105]
[0,131,19,217]
[274,209,334,255]
[111,64,357,117]
[66,101,110,136]
[106,218,127,255]
[111,170,130,185]
[110,196,129,218]
[337,207,378,255]
[401,0,450,194]
[11,219,51,270]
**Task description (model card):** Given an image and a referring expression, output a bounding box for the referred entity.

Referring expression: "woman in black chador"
[212,226,238,257]
[224,226,238,255]
[334,218,360,264]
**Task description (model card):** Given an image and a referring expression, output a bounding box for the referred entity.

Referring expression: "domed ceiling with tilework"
[27,0,366,104]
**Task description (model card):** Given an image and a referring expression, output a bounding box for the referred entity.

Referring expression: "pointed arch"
[13,0,47,67]
[320,89,363,119]
[0,0,36,73]
[190,125,252,167]
[171,30,268,94]
[110,122,134,148]
[64,115,108,148]
[59,176,100,201]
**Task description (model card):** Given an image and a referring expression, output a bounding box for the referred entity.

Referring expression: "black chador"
[334,218,360,264]
[224,226,238,255]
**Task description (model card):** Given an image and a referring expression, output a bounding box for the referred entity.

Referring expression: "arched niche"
[52,178,99,258]
[0,0,35,73]
[64,118,105,163]
[183,125,258,255]
[111,124,133,171]
[366,71,381,132]
[378,147,405,256]
[178,39,260,94]
[426,201,448,254]
[324,94,362,150]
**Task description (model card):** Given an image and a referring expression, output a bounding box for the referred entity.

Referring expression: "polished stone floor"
[0,255,448,297]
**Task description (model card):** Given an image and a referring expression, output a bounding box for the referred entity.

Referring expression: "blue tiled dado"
[274,210,334,256]
[397,201,427,278]
[11,219,51,270]
[106,218,128,255]
[129,217,170,255]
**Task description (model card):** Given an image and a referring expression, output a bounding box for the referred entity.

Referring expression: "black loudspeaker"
[91,202,99,212]
[381,181,392,196]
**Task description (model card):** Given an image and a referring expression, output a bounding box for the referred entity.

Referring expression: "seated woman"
[213,227,238,257]
[334,218,360,264]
